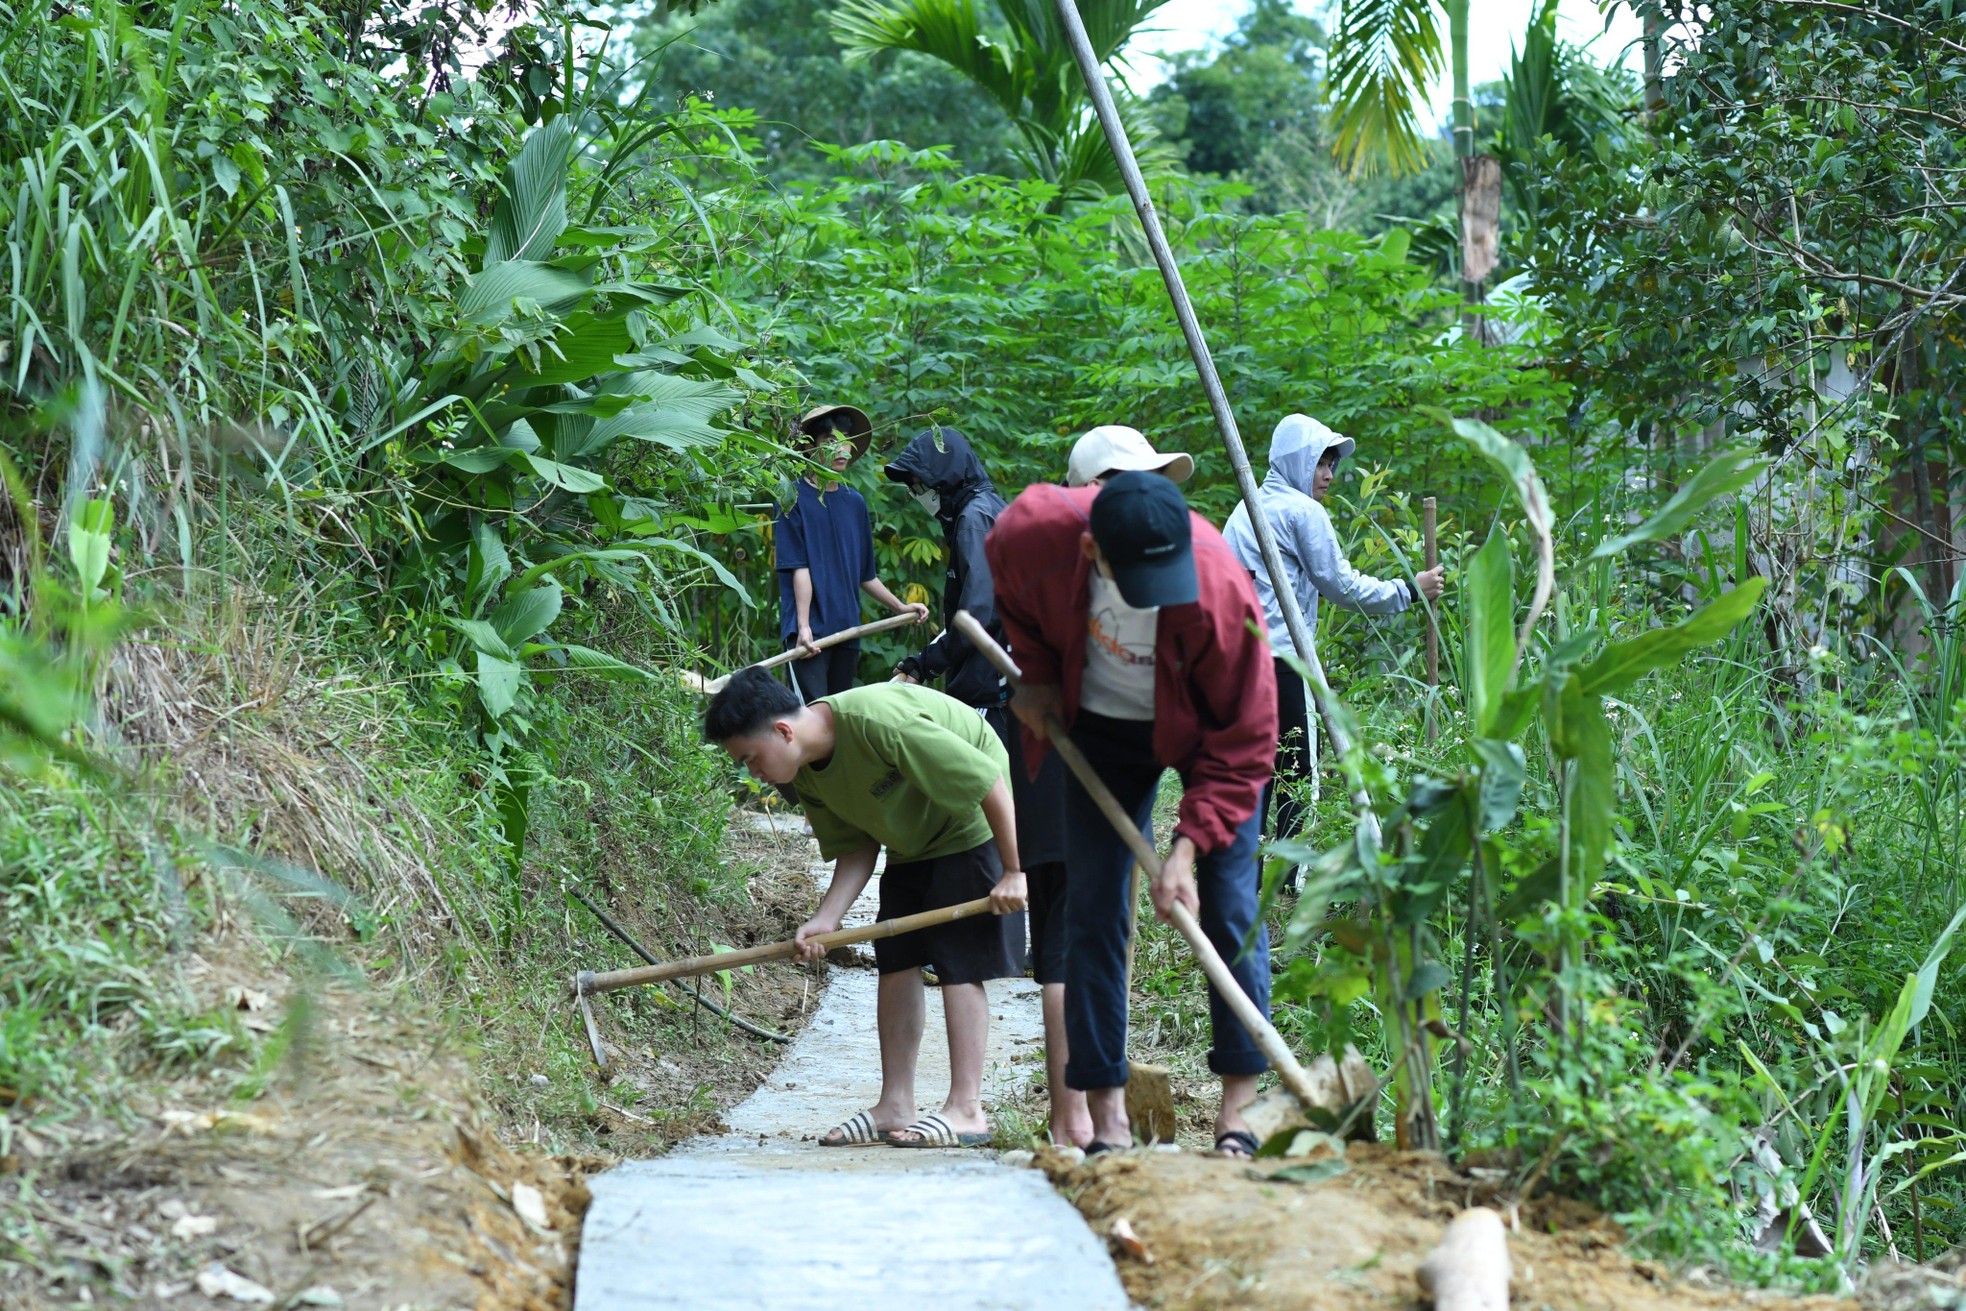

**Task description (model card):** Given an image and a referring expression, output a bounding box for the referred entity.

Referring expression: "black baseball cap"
[1089,471,1198,608]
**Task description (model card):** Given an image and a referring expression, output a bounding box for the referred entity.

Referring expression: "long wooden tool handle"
[577,896,995,995]
[952,610,1326,1111]
[701,612,926,693]
[1422,496,1439,743]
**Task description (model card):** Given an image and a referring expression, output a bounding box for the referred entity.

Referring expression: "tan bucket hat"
[798,404,873,463]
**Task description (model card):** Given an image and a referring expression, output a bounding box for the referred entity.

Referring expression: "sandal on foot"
[888,1113,991,1149]
[819,1110,893,1147]
[1084,1140,1127,1157]
[1213,1129,1259,1159]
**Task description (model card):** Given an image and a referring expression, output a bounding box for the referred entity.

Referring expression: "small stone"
[194,1265,274,1303]
[294,1288,344,1307]
[171,1214,219,1239]
[998,1150,1035,1168]
[510,1181,551,1230]
[528,1074,550,1089]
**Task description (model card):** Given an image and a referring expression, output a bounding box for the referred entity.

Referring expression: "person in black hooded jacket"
[882,427,1007,708]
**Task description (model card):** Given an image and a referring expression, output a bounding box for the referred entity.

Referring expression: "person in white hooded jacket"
[1223,414,1445,847]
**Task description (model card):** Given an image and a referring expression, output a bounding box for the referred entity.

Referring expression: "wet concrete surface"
[575,815,1130,1311]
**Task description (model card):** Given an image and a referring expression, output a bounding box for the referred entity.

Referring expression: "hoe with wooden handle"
[571,897,1001,1069]
[953,610,1329,1119]
[679,612,926,695]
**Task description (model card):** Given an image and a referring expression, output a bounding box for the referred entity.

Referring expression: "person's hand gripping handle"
[949,611,1327,1114]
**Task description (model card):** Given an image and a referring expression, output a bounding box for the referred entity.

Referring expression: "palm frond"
[830,0,1023,118]
[1327,0,1445,176]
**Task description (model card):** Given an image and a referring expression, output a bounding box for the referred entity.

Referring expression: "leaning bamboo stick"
[681,612,926,695]
[953,610,1328,1114]
[575,896,996,996]
[1423,496,1439,743]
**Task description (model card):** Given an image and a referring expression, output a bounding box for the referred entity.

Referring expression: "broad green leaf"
[466,522,511,618]
[1575,578,1766,698]
[523,453,607,493]
[1448,418,1552,542]
[68,496,113,596]
[1464,524,1514,736]
[485,119,572,265]
[1402,960,1451,1002]
[1591,448,1770,558]
[1557,681,1614,894]
[510,548,655,593]
[476,651,524,718]
[511,312,637,387]
[458,260,587,325]
[434,446,513,474]
[491,581,563,647]
[1470,738,1526,833]
[450,618,514,660]
[557,644,656,681]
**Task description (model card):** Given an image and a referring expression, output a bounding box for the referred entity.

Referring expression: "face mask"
[911,486,942,516]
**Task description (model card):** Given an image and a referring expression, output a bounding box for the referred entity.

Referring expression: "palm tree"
[829,0,1173,202]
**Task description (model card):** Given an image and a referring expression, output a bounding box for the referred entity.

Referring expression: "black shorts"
[875,840,1027,986]
[1025,860,1068,985]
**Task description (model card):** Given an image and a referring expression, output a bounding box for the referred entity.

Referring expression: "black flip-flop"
[1213,1129,1259,1159]
[1085,1140,1126,1157]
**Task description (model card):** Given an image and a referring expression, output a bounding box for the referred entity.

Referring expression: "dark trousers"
[1260,658,1312,840]
[785,641,859,702]
[1061,712,1271,1089]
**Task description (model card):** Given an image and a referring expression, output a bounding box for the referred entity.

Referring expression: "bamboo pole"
[1424,496,1439,743]
[953,611,1328,1113]
[1048,0,1379,847]
[575,896,996,996]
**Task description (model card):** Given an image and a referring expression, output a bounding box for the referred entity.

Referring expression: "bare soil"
[1041,1143,1863,1311]
[1,809,822,1311]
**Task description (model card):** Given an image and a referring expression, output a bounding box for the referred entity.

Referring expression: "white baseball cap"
[1066,425,1195,488]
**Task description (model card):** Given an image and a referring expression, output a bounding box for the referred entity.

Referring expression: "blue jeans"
[1062,712,1271,1089]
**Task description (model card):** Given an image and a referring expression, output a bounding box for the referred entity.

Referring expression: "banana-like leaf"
[832,0,1023,117]
[69,496,114,596]
[631,537,756,606]
[492,580,563,647]
[1464,524,1514,737]
[466,522,511,618]
[1554,678,1614,894]
[508,312,637,388]
[1328,0,1445,175]
[451,617,514,660]
[532,643,659,682]
[459,260,587,325]
[1449,417,1554,675]
[523,453,607,493]
[476,651,524,718]
[1575,578,1766,698]
[486,119,572,266]
[1590,448,1771,559]
[1471,738,1527,834]
[556,374,740,458]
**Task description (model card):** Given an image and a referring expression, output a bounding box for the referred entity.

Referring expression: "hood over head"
[883,426,994,519]
[1265,413,1356,497]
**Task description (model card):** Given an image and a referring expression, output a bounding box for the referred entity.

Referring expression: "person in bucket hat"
[774,403,927,701]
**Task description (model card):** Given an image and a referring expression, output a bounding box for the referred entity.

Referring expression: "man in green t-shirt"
[703,667,1029,1149]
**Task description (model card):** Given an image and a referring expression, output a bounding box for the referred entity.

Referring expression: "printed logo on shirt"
[1088,605,1155,668]
[869,768,904,800]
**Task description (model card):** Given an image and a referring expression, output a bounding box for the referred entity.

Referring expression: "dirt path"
[574,816,1129,1310]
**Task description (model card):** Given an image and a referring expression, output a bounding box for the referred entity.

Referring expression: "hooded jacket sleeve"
[1293,498,1411,616]
[1169,547,1279,854]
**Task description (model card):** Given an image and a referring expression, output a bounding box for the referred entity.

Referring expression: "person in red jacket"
[986,471,1278,1157]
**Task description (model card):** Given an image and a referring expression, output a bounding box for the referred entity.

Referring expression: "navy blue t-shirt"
[775,479,877,642]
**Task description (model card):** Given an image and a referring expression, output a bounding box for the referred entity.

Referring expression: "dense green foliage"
[2,0,1962,1289]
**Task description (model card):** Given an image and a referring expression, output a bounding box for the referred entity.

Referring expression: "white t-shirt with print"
[1081,573,1158,721]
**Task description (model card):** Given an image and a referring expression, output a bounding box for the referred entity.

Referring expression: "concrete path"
[574,815,1130,1311]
